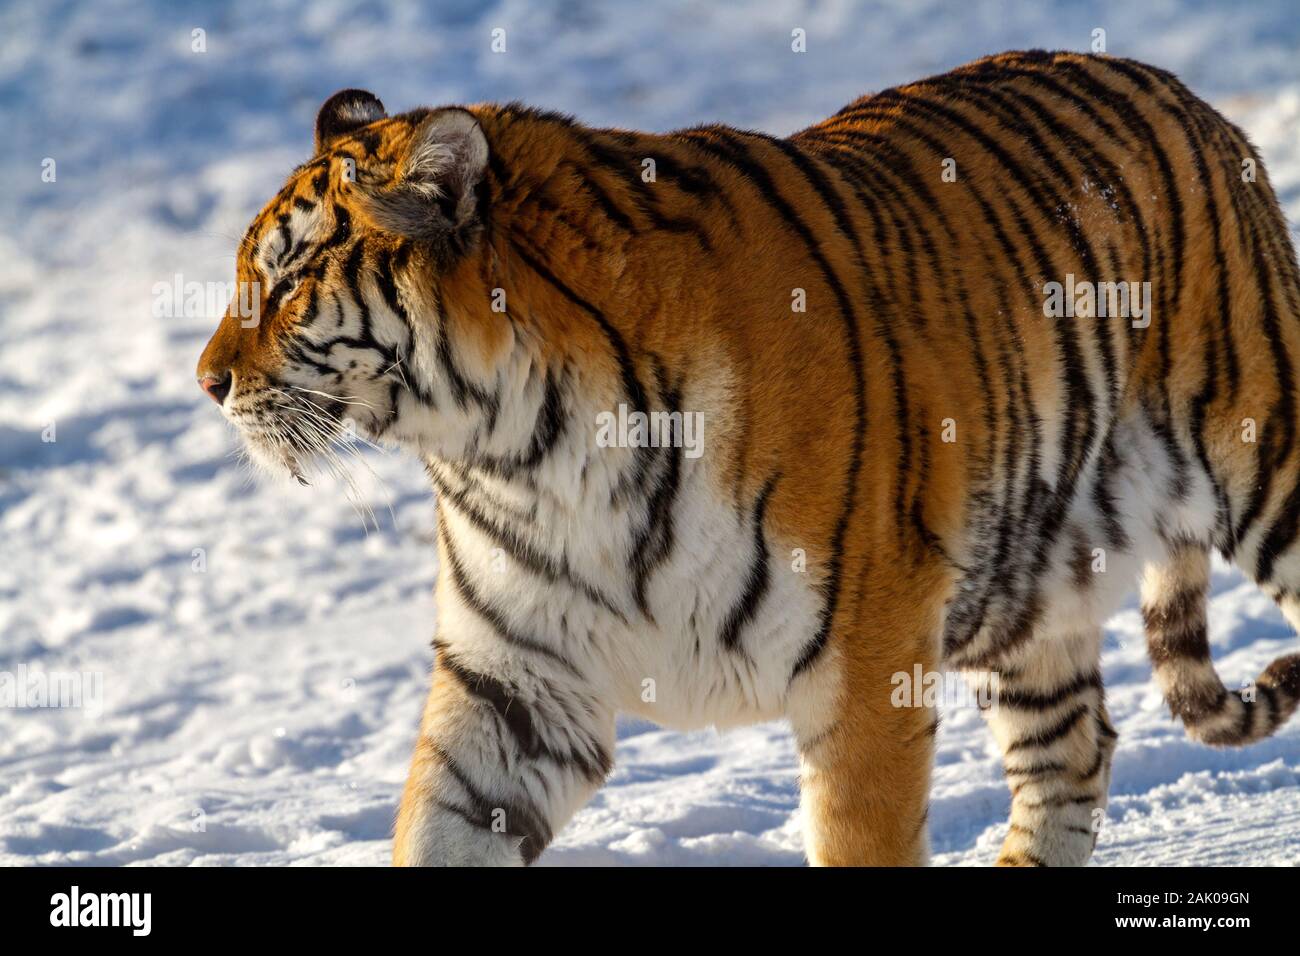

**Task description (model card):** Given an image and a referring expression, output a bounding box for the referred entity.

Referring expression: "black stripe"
[627,366,685,618]
[430,282,501,425]
[1005,704,1090,752]
[1250,222,1300,581]
[439,650,541,757]
[365,244,435,404]
[637,145,740,228]
[848,94,1102,498]
[567,130,714,248]
[978,57,1199,505]
[1092,436,1131,550]
[958,81,1129,405]
[321,204,352,252]
[428,744,552,864]
[1259,682,1279,731]
[1091,57,1187,301]
[438,646,611,783]
[430,467,625,618]
[1004,760,1069,779]
[793,140,942,538]
[1147,622,1213,666]
[463,367,566,480]
[995,669,1103,711]
[562,158,637,232]
[440,528,581,677]
[806,125,1050,629]
[719,475,779,651]
[845,90,1106,283]
[1020,792,1100,810]
[1077,743,1107,782]
[1010,55,1186,313]
[954,55,1131,147]
[1144,81,1241,549]
[1043,61,1191,500]
[508,238,649,414]
[296,242,394,371]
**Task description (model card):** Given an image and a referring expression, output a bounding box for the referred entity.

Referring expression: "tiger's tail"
[1141,543,1300,746]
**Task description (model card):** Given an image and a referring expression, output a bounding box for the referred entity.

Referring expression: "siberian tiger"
[197,51,1300,866]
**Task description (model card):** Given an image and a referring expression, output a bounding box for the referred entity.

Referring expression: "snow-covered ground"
[2,0,1299,866]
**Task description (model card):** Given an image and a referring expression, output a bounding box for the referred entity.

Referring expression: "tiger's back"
[682,49,1300,665]
[198,52,1300,866]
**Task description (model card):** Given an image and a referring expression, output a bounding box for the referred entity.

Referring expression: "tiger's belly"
[610,485,827,729]
[942,408,1219,668]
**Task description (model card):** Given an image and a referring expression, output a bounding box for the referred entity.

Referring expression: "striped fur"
[1142,544,1300,746]
[198,53,1300,866]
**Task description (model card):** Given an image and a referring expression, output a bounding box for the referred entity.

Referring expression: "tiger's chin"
[237,431,316,487]
[234,399,395,496]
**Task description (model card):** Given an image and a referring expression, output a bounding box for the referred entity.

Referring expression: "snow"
[2,0,1298,866]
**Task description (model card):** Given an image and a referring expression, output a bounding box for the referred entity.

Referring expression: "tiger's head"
[196,89,502,482]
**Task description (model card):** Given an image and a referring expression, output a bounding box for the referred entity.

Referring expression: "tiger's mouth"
[230,383,371,487]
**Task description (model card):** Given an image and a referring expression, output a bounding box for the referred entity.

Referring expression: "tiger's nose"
[199,371,232,405]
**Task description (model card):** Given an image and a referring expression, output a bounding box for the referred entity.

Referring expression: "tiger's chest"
[427,448,825,729]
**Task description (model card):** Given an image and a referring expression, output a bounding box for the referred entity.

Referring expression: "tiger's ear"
[358,108,489,242]
[316,89,387,152]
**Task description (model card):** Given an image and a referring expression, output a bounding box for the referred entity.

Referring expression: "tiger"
[197,50,1300,867]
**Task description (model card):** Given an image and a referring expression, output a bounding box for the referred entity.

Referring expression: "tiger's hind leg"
[973,628,1115,866]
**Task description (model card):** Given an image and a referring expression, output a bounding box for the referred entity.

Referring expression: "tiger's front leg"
[792,614,941,866]
[393,636,615,866]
